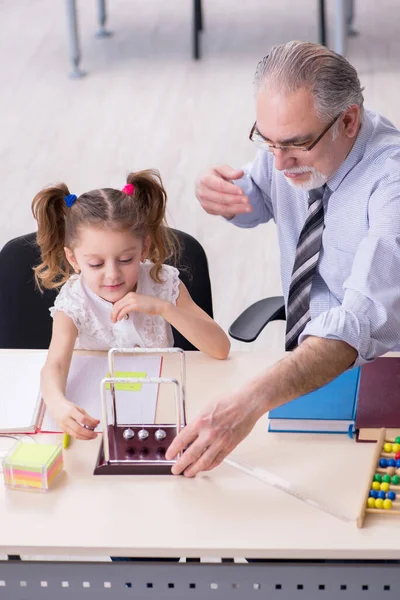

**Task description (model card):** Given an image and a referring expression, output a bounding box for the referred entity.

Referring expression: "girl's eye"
[119,258,133,264]
[88,263,103,268]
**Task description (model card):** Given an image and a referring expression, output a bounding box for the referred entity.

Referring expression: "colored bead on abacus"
[395,452,400,460]
[381,482,390,492]
[370,489,378,498]
[393,444,400,453]
[367,497,375,508]
[372,481,381,490]
[379,458,388,468]
[396,460,400,468]
[395,437,400,444]
[374,474,382,482]
[383,474,391,483]
[375,498,384,509]
[383,499,393,510]
[388,491,396,501]
[388,459,396,467]
[378,491,386,499]
[384,443,393,453]
[392,475,400,485]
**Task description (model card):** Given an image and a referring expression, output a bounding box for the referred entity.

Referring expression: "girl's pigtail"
[126,170,179,281]
[31,184,73,290]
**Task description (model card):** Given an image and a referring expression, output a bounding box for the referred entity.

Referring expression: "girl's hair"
[32,169,179,290]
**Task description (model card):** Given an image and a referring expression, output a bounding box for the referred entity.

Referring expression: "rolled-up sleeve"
[299,177,400,365]
[229,150,275,228]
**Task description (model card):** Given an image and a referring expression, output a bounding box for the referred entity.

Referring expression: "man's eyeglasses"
[249,113,341,153]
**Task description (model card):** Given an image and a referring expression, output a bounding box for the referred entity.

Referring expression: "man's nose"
[273,149,297,171]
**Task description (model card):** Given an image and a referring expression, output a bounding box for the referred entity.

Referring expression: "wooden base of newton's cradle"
[357,428,400,527]
[94,425,178,475]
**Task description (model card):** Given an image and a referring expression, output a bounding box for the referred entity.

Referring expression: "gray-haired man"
[166,41,400,476]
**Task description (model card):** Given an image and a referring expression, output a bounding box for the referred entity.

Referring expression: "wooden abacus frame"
[357,428,400,527]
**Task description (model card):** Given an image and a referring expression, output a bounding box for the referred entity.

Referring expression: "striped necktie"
[285,185,331,351]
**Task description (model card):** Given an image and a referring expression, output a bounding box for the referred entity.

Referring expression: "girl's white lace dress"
[49,261,180,350]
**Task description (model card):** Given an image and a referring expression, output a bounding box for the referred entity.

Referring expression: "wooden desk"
[1,349,400,599]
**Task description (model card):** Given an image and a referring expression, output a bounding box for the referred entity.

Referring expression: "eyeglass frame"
[249,112,341,153]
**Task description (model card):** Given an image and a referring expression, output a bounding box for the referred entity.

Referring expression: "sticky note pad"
[105,371,147,391]
[3,442,63,492]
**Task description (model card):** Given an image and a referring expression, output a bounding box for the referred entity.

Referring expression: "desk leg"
[95,0,112,38]
[65,0,86,78]
[346,0,358,36]
[334,0,347,56]
[318,0,327,46]
[198,0,204,32]
[193,0,202,60]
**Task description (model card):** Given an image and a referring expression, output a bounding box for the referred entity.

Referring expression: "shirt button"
[124,314,129,320]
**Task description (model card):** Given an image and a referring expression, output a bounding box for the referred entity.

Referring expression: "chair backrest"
[0,230,213,351]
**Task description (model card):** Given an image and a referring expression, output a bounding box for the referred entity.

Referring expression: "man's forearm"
[246,336,358,418]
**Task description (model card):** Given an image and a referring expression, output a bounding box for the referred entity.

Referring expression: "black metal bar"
[1,560,400,599]
[319,0,327,46]
[193,0,202,59]
[198,0,203,32]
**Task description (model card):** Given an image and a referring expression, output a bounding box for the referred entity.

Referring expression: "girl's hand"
[48,398,99,440]
[110,292,168,323]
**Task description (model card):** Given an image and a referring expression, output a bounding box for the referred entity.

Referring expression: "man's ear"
[342,104,360,139]
[141,236,150,261]
[64,247,80,274]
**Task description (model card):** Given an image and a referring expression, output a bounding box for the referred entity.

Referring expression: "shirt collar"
[327,110,373,192]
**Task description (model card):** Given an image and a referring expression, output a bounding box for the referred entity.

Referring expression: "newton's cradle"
[94,347,186,475]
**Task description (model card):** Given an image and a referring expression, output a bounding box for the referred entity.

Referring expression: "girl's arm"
[41,312,99,439]
[162,282,230,359]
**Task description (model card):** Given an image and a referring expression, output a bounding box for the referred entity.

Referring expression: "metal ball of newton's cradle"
[155,429,167,442]
[138,429,149,441]
[123,428,135,440]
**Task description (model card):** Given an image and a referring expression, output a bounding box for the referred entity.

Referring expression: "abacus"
[94,347,186,475]
[357,428,400,527]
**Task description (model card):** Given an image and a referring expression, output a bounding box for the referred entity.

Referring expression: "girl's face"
[65,226,149,303]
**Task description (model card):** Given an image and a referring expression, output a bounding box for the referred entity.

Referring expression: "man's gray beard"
[284,167,329,191]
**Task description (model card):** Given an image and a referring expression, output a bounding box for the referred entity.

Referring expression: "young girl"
[33,169,230,440]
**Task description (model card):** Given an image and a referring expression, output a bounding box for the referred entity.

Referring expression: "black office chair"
[229,295,285,343]
[0,230,213,351]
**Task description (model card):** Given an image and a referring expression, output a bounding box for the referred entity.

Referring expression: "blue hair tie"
[65,194,77,208]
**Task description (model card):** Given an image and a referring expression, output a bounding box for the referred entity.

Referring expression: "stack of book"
[355,357,400,442]
[268,367,361,436]
[268,357,400,441]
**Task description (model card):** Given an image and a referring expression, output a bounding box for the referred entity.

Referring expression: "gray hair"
[254,41,364,135]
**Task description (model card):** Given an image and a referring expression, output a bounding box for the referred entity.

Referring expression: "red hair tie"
[121,184,135,195]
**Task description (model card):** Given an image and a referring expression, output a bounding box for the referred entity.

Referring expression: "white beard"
[283,166,329,191]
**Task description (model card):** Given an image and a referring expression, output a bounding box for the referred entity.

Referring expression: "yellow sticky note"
[7,443,62,469]
[105,371,147,391]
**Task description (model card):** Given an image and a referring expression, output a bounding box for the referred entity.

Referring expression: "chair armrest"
[228,296,286,343]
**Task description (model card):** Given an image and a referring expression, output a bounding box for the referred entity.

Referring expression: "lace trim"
[50,276,118,347]
[49,265,179,350]
[138,264,179,348]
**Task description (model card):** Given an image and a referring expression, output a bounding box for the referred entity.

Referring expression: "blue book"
[268,367,361,435]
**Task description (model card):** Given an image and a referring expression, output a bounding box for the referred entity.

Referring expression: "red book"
[356,357,400,442]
